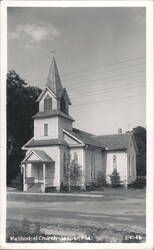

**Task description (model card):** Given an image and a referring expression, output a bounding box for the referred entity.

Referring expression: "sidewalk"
[7,190,104,198]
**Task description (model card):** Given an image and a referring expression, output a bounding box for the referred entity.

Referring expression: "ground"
[7,188,146,243]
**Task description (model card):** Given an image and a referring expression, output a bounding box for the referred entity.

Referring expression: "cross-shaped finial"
[50,49,56,55]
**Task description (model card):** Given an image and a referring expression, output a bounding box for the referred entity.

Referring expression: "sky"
[7,7,146,135]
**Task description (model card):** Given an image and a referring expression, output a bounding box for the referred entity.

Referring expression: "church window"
[60,96,68,114]
[113,155,117,171]
[128,155,131,176]
[132,155,135,177]
[91,155,95,178]
[63,152,67,176]
[74,152,78,163]
[44,95,52,111]
[44,123,48,136]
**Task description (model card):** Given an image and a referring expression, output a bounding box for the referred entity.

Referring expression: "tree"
[63,152,83,191]
[132,126,146,178]
[7,70,42,184]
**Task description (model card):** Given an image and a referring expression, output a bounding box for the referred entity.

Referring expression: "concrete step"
[27,183,42,193]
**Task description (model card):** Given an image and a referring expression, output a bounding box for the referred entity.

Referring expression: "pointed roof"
[46,56,63,95]
[37,56,71,105]
[22,149,55,163]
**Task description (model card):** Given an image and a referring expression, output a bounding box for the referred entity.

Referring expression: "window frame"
[60,96,68,114]
[128,155,131,176]
[91,154,95,179]
[44,123,48,136]
[44,95,52,111]
[63,152,67,176]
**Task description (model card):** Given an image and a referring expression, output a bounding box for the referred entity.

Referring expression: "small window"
[91,155,95,178]
[44,96,52,111]
[44,123,48,136]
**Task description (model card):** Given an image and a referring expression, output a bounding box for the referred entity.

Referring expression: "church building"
[21,57,138,192]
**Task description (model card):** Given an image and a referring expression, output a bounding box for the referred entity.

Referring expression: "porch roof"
[24,138,69,148]
[22,149,55,163]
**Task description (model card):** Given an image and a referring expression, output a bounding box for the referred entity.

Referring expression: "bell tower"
[33,56,74,140]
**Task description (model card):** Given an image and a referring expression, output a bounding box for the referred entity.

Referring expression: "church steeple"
[46,56,63,95]
[33,56,74,140]
[37,56,72,112]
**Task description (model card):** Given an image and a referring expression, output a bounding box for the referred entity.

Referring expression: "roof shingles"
[33,110,74,121]
[93,133,133,150]
[65,128,104,148]
[32,150,55,162]
[25,139,69,148]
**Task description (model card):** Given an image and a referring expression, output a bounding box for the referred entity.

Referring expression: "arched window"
[74,152,78,164]
[44,95,52,111]
[128,155,131,176]
[60,96,68,114]
[91,155,95,178]
[113,155,117,171]
[63,152,67,176]
[132,155,135,177]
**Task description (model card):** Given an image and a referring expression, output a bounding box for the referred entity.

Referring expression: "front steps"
[27,183,42,193]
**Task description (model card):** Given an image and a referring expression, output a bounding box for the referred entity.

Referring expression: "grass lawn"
[6,187,146,243]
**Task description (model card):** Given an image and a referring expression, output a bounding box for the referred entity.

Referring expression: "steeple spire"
[46,56,63,95]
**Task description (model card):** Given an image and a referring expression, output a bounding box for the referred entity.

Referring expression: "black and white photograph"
[0,0,154,249]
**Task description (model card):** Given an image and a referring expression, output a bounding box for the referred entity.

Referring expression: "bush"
[129,177,146,189]
[60,182,69,192]
[86,182,98,191]
[45,187,57,192]
[60,182,84,192]
[96,172,106,187]
[11,172,23,190]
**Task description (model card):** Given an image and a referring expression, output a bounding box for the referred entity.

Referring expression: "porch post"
[23,163,28,192]
[42,163,46,193]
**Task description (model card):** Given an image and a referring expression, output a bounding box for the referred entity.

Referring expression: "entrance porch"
[21,150,55,192]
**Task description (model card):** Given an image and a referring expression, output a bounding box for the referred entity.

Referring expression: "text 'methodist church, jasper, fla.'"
[21,56,138,192]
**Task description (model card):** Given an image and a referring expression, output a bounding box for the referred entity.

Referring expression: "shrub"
[60,182,69,192]
[129,177,146,189]
[11,172,23,190]
[45,187,56,192]
[96,172,106,187]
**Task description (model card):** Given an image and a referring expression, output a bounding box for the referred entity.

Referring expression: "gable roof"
[64,128,104,149]
[36,87,56,103]
[22,149,55,162]
[57,88,71,105]
[23,139,69,148]
[32,110,74,121]
[93,133,136,151]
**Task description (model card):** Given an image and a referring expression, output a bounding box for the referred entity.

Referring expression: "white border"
[0,1,153,250]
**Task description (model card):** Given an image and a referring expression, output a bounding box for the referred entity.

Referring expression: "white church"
[21,57,138,192]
